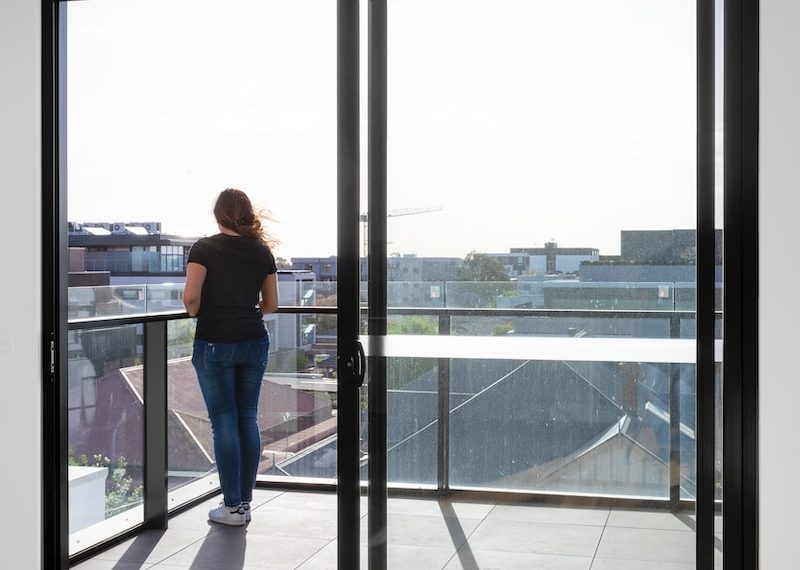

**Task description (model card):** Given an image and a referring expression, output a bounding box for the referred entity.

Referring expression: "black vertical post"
[437,314,451,495]
[337,1,361,568]
[696,0,716,567]
[42,1,68,567]
[669,318,682,512]
[143,321,168,529]
[724,0,759,568]
[368,1,388,568]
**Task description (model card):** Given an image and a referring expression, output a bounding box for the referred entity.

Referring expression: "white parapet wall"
[68,466,108,533]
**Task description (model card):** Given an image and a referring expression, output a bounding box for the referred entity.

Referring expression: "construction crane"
[360,206,442,257]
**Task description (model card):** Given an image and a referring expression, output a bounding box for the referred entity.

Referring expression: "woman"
[183,188,279,526]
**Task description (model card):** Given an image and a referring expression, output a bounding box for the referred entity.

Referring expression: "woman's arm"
[183,262,207,317]
[259,272,279,314]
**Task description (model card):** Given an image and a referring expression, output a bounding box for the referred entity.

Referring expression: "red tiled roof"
[70,359,334,478]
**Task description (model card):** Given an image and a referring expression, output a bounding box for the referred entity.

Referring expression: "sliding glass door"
[42,0,756,568]
[48,0,365,566]
[361,0,719,568]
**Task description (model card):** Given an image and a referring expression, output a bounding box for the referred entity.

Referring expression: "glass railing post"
[669,315,682,511]
[437,312,451,495]
[143,320,168,529]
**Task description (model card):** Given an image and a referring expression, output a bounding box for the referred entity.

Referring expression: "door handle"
[356,339,366,387]
[341,338,366,388]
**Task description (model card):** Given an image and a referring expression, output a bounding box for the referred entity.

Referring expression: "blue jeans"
[192,336,269,507]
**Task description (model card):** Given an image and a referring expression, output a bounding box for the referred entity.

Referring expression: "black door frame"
[336,0,364,569]
[41,1,759,569]
[42,1,68,568]
[723,0,760,568]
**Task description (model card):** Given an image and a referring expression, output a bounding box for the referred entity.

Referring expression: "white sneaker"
[242,501,251,522]
[208,501,246,526]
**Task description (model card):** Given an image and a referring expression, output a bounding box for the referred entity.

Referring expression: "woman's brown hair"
[213,188,278,248]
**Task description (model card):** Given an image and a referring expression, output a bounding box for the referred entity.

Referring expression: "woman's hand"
[258,272,279,314]
[183,262,207,316]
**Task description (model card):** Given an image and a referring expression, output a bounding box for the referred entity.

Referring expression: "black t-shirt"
[187,234,277,342]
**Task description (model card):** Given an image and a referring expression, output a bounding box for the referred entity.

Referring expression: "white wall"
[760,1,800,568]
[0,0,42,566]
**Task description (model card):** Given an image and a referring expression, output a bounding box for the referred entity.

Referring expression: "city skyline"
[66,0,721,260]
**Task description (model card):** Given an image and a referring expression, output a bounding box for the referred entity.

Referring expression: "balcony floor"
[74,489,708,569]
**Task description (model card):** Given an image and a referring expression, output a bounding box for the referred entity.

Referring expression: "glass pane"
[68,325,144,555]
[167,318,218,510]
[383,0,697,566]
[258,312,339,481]
[387,358,438,486]
[65,0,341,559]
[446,356,691,498]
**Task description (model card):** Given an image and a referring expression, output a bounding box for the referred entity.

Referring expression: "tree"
[386,317,437,389]
[275,257,293,269]
[492,322,514,336]
[459,252,510,281]
[387,316,437,335]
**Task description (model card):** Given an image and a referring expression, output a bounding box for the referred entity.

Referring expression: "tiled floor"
[74,490,708,569]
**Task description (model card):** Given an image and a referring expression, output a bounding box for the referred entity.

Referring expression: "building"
[292,254,465,284]
[387,254,463,282]
[68,357,334,501]
[620,229,723,265]
[578,229,724,311]
[68,222,198,285]
[506,241,600,275]
[291,256,338,282]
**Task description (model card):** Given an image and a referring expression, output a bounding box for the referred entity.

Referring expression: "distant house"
[68,221,198,286]
[68,358,335,489]
[270,358,697,498]
[508,241,600,275]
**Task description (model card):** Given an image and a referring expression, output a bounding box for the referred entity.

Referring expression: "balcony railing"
[66,291,719,559]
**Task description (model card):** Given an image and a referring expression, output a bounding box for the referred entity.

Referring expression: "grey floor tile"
[248,488,285,508]
[467,519,603,557]
[73,561,154,570]
[383,544,462,570]
[265,490,338,511]
[386,497,495,519]
[293,540,365,570]
[90,528,211,564]
[362,512,482,550]
[155,528,331,569]
[266,491,369,515]
[297,540,456,570]
[147,563,220,570]
[245,505,338,540]
[594,527,695,564]
[591,560,696,570]
[607,509,694,532]
[166,506,219,531]
[443,548,592,570]
[488,504,609,526]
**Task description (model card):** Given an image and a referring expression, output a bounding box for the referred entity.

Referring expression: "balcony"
[74,490,702,569]
[66,282,721,568]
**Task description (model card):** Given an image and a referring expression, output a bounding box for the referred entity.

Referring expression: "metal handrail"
[67,305,708,330]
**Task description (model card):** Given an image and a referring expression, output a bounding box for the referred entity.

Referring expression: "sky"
[65,0,722,260]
